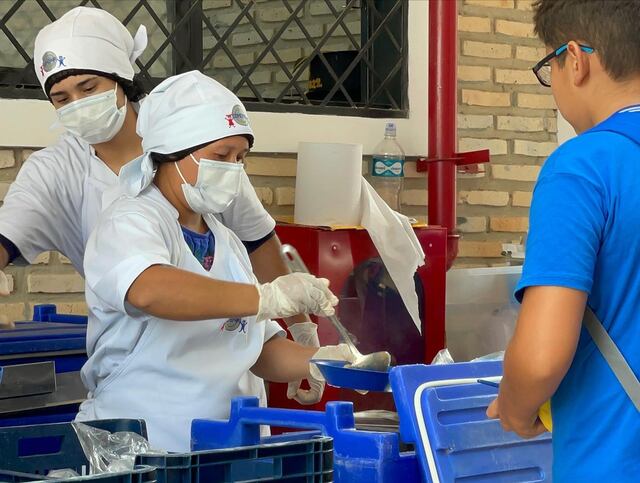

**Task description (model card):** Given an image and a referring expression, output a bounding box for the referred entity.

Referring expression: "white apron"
[77,211,274,451]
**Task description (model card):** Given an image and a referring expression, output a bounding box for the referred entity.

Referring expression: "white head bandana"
[118,70,254,197]
[34,6,147,92]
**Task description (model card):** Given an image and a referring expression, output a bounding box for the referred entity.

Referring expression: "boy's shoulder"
[542,126,638,180]
[553,110,640,161]
[554,128,633,157]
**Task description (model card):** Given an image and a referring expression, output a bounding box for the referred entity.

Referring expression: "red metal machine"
[271,224,447,411]
[270,0,489,412]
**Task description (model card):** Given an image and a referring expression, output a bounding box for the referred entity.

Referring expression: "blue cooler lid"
[389,362,552,483]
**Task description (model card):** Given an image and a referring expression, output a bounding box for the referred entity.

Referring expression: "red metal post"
[427,0,460,269]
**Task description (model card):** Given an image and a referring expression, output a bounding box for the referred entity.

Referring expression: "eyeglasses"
[532,43,595,87]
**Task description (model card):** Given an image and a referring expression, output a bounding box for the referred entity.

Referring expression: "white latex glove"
[310,343,357,381]
[287,322,323,405]
[256,273,338,322]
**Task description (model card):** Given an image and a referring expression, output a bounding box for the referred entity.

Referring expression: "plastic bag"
[471,351,505,362]
[431,348,455,365]
[431,348,505,365]
[72,422,162,475]
[47,469,81,478]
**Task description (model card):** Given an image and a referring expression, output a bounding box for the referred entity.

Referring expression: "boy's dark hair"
[533,0,640,80]
[45,69,146,102]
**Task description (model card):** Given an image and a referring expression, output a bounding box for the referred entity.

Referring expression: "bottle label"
[372,156,404,177]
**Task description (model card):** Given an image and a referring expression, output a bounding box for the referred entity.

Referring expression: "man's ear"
[566,40,591,87]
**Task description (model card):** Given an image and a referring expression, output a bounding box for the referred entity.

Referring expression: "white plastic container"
[445,266,522,361]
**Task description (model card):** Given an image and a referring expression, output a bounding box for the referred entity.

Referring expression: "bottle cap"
[385,122,396,137]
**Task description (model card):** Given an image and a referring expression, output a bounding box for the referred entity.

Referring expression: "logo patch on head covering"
[231,104,249,126]
[41,51,59,73]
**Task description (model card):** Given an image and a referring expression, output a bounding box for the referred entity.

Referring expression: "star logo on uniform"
[220,318,248,333]
[225,114,235,127]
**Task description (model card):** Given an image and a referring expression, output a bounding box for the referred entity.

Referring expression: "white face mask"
[175,154,243,214]
[56,82,127,145]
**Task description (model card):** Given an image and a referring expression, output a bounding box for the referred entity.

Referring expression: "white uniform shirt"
[0,133,275,275]
[77,186,283,451]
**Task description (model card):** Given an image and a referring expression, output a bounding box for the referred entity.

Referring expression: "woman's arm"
[251,336,317,383]
[127,264,260,321]
[248,235,312,328]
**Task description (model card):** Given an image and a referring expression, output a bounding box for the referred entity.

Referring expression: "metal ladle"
[281,244,392,372]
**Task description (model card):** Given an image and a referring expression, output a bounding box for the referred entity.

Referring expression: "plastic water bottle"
[370,122,405,210]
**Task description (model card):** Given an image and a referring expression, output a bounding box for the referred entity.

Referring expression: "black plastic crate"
[0,419,155,482]
[0,467,156,482]
[137,436,334,483]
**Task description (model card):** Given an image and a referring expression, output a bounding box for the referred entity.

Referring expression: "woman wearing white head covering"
[0,11,323,391]
[78,71,353,451]
[0,5,251,285]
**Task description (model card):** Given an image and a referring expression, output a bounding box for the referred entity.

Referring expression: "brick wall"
[0,0,556,323]
[0,149,87,321]
[456,0,554,267]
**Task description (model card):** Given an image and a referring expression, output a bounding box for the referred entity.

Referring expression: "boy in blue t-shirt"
[486,0,640,480]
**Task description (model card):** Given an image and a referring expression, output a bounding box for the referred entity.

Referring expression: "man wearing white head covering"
[0,7,323,399]
[78,70,353,451]
[0,6,149,289]
[0,7,263,281]
[0,5,147,319]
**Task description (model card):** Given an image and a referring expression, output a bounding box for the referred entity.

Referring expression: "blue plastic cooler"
[390,362,553,482]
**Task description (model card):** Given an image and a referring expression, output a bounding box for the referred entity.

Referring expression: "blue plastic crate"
[191,397,419,483]
[32,305,88,325]
[0,419,154,482]
[0,305,89,428]
[0,322,87,371]
[0,409,80,428]
[389,362,553,483]
[0,305,88,373]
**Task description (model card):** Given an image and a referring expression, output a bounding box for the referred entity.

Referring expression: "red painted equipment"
[272,224,447,412]
[269,0,489,413]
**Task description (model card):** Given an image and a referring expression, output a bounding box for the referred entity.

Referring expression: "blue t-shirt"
[515,106,640,481]
[181,226,215,271]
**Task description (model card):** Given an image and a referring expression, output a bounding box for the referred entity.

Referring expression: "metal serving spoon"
[281,244,392,372]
